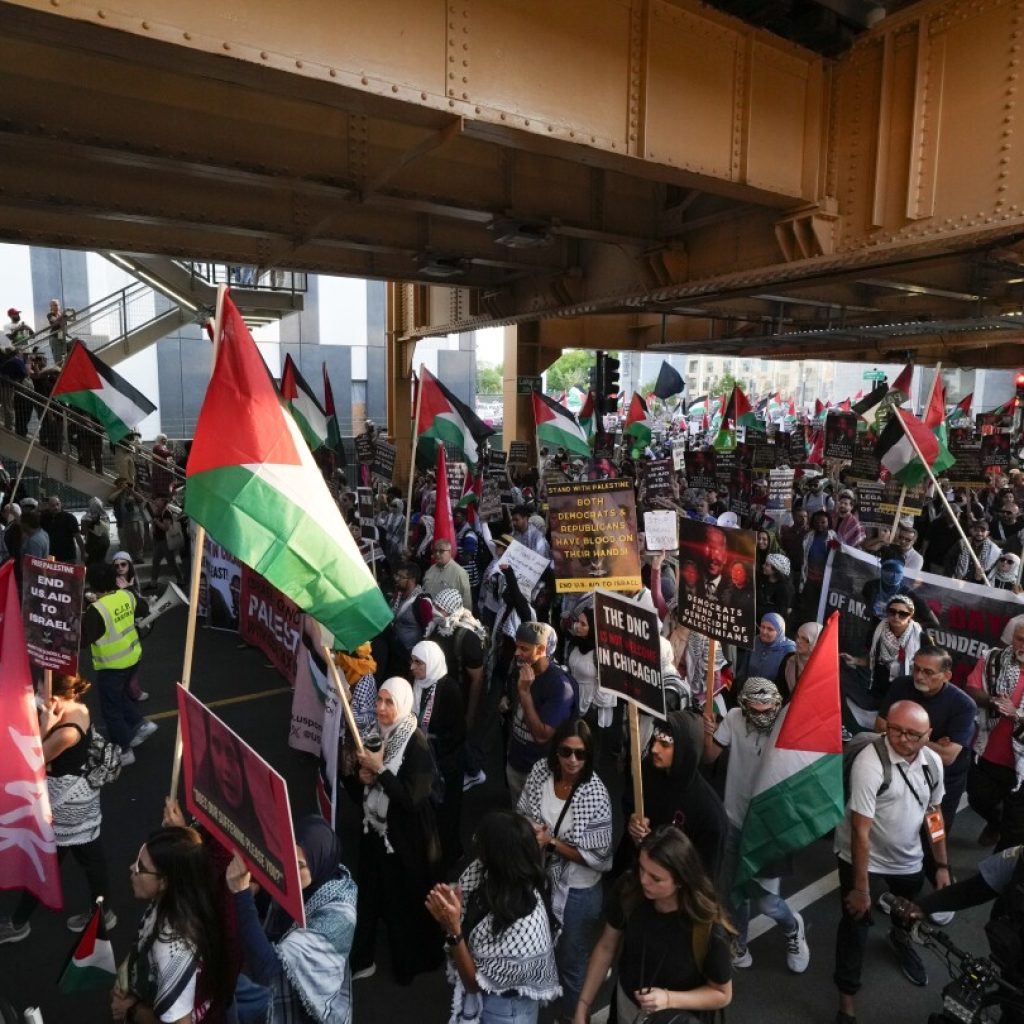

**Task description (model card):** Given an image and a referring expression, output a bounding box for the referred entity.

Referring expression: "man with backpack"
[833,700,950,1024]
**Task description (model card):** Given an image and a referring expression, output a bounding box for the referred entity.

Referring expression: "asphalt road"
[0,608,1002,1024]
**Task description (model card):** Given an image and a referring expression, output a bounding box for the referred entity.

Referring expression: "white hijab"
[410,641,448,717]
[364,677,418,851]
[377,676,415,739]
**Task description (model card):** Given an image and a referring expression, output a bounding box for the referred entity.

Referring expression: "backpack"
[81,727,123,789]
[842,732,938,807]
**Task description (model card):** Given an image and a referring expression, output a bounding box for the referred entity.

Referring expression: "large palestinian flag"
[185,292,392,650]
[416,367,494,472]
[58,902,116,992]
[733,612,844,894]
[280,354,328,451]
[624,393,653,447]
[51,340,156,443]
[875,407,954,486]
[532,390,591,457]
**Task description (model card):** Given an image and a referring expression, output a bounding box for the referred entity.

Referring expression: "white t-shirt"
[834,737,944,875]
[713,707,778,828]
[540,777,602,890]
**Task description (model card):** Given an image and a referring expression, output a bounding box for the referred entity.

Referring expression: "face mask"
[743,707,781,733]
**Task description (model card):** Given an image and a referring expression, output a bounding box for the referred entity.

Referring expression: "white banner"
[643,510,678,552]
[496,538,549,596]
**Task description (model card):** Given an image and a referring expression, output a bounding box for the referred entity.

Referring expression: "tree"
[710,371,740,398]
[477,363,503,394]
[545,350,596,393]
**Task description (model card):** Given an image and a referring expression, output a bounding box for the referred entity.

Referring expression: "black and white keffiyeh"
[447,860,560,1024]
[974,645,1024,790]
[363,680,418,853]
[869,619,922,683]
[516,761,613,920]
[954,537,1000,579]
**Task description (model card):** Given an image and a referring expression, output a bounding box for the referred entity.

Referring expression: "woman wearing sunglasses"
[516,718,613,1019]
[841,594,923,705]
[989,550,1023,592]
[112,826,232,1024]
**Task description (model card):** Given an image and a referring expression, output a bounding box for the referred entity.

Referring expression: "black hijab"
[295,815,343,897]
[567,605,596,655]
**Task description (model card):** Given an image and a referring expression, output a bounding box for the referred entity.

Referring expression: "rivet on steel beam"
[184,31,191,40]
[330,69,337,78]
[362,77,369,85]
[223,42,230,50]
[475,106,481,113]
[449,100,456,107]
[449,72,455,79]
[449,55,455,63]
[50,0,58,6]
[260,51,268,59]
[296,60,304,68]
[501,114,506,120]
[525,120,530,126]
[142,20,149,29]
[97,9,105,18]
[422,92,427,100]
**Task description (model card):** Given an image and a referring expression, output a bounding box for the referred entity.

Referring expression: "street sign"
[863,369,886,381]
[516,375,541,395]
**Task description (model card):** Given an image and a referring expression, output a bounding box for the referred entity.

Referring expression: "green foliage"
[710,371,740,398]
[545,350,597,393]
[638,380,657,398]
[477,363,503,394]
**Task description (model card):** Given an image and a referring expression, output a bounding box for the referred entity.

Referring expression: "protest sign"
[548,478,641,593]
[508,440,531,466]
[672,439,687,471]
[946,439,986,487]
[820,543,1024,689]
[982,433,1011,469]
[977,412,1010,434]
[714,450,735,491]
[21,556,85,673]
[848,445,881,483]
[357,487,377,541]
[730,462,753,520]
[855,482,886,527]
[371,440,396,482]
[824,411,858,461]
[354,432,375,465]
[447,461,467,504]
[201,536,242,632]
[239,569,302,684]
[479,478,503,521]
[751,440,778,471]
[288,618,335,755]
[486,448,508,478]
[593,590,665,719]
[685,448,716,489]
[496,538,550,596]
[643,510,678,552]
[178,685,304,925]
[767,469,795,516]
[675,518,757,648]
[789,425,807,463]
[880,481,925,518]
[640,459,674,500]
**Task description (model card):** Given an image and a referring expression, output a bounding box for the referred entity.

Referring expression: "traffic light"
[603,355,621,415]
[588,363,600,395]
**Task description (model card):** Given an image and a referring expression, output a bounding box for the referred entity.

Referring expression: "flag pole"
[169,286,226,800]
[703,637,718,726]
[403,367,424,552]
[322,645,365,756]
[889,363,940,541]
[895,409,992,587]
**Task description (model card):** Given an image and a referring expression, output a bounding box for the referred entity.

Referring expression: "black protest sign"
[685,448,716,489]
[752,440,778,471]
[447,462,467,503]
[21,556,86,673]
[848,444,881,483]
[508,440,531,466]
[479,479,503,521]
[855,482,886,526]
[593,590,665,719]
[767,468,795,515]
[789,425,807,463]
[946,439,986,487]
[486,448,508,478]
[880,481,925,518]
[371,440,396,482]
[675,518,757,648]
[981,433,1011,469]
[355,432,375,465]
[714,450,735,490]
[356,487,377,541]
[640,459,674,500]
[824,411,858,461]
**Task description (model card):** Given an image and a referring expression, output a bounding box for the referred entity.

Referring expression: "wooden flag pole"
[322,644,365,756]
[169,286,226,800]
[703,637,718,724]
[627,702,644,822]
[403,366,424,552]
[889,485,907,541]
[896,410,992,587]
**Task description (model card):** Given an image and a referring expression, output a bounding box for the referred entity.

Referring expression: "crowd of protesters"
[3,400,1024,1024]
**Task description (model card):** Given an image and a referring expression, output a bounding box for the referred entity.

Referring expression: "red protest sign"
[239,567,301,685]
[21,556,85,674]
[176,685,304,926]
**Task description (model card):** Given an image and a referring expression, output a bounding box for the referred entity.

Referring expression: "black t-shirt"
[878,676,976,773]
[605,874,731,1001]
[41,510,80,563]
[433,627,485,683]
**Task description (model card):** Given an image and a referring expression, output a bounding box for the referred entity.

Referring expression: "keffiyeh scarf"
[869,620,922,682]
[974,646,1024,791]
[954,537,1000,579]
[447,860,561,1024]
[362,714,418,852]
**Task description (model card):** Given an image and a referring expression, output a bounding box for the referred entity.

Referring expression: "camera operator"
[891,844,1024,1024]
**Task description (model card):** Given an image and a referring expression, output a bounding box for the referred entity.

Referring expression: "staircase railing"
[173,260,307,294]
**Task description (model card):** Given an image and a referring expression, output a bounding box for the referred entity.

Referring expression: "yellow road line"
[145,685,291,722]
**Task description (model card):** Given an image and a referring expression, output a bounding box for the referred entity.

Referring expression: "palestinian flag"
[852,382,889,427]
[416,367,494,472]
[58,903,116,992]
[624,393,653,447]
[874,407,952,486]
[532,390,591,457]
[890,363,913,401]
[921,376,957,476]
[322,363,343,451]
[577,390,596,441]
[948,392,973,424]
[185,292,392,650]
[713,386,756,451]
[733,612,844,894]
[433,445,456,550]
[51,340,156,444]
[281,354,328,452]
[813,398,825,419]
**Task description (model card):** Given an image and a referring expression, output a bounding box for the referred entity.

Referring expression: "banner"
[593,590,665,719]
[201,537,242,632]
[548,478,641,593]
[640,459,674,500]
[239,569,302,685]
[820,543,1024,688]
[685,448,716,489]
[824,411,858,461]
[675,518,757,648]
[643,510,678,552]
[21,556,85,673]
[178,685,304,926]
[672,439,687,471]
[371,440,396,482]
[496,538,549,596]
[485,448,508,478]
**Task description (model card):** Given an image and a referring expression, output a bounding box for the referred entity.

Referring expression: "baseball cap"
[7,308,20,318]
[516,621,548,646]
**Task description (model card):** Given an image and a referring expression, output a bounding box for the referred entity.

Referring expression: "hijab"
[991,552,1021,588]
[294,814,343,898]
[377,676,415,739]
[364,678,419,852]
[747,611,795,679]
[785,621,823,695]
[410,640,447,727]
[334,642,376,685]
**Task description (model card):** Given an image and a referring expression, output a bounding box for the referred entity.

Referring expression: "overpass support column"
[502,322,560,458]
[386,282,415,490]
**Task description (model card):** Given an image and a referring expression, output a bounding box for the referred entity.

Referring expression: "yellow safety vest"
[90,590,141,670]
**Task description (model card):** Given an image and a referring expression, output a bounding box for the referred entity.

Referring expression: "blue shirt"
[508,662,575,772]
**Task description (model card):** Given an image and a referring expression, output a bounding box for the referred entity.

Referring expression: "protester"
[349,677,444,984]
[989,550,1023,591]
[944,516,1001,582]
[228,816,357,1024]
[147,492,186,589]
[842,594,923,708]
[759,551,795,622]
[517,719,613,1015]
[574,826,733,1024]
[40,495,82,563]
[777,621,823,699]
[112,826,232,1024]
[0,672,116,944]
[423,539,472,609]
[386,561,434,676]
[744,612,796,682]
[80,495,111,567]
[426,809,560,1024]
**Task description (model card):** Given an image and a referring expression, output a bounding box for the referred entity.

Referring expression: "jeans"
[479,992,539,1024]
[557,883,604,1014]
[233,974,271,1024]
[722,825,797,948]
[96,666,144,749]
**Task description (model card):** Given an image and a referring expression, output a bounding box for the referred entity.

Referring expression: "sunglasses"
[556,745,586,761]
[130,853,162,878]
[998,557,1014,564]
[887,609,911,619]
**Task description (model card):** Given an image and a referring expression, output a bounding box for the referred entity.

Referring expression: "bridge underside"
[1,0,1023,375]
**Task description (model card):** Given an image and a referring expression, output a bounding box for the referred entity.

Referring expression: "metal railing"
[23,283,180,358]
[175,261,307,294]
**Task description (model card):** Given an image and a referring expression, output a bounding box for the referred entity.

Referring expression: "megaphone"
[136,582,189,630]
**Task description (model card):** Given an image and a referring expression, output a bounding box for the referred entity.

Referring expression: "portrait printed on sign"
[200,536,241,632]
[177,685,304,926]
[675,518,757,648]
